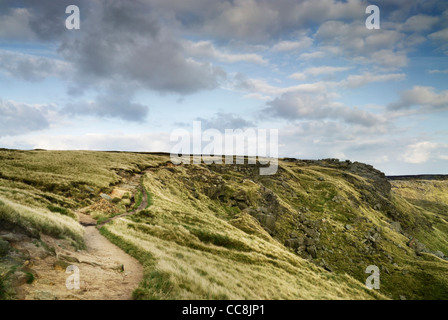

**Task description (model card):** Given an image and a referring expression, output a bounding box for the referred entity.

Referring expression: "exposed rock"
[306,245,318,259]
[323,265,333,272]
[112,264,125,272]
[390,221,402,233]
[53,259,71,272]
[233,190,247,202]
[332,195,344,203]
[304,227,319,239]
[345,224,352,231]
[34,291,57,300]
[264,215,276,232]
[304,237,315,246]
[257,207,268,214]
[100,193,112,201]
[19,242,51,260]
[285,238,300,249]
[256,213,276,233]
[11,271,29,287]
[90,199,119,214]
[407,237,428,255]
[319,259,333,272]
[59,254,80,264]
[346,161,391,196]
[434,251,445,259]
[0,232,27,242]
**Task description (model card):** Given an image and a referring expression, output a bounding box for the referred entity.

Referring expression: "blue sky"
[0,0,448,175]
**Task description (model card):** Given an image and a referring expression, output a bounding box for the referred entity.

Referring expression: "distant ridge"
[387,175,448,180]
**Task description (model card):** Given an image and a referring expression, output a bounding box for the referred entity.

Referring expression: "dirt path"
[97,184,148,228]
[17,223,143,300]
[17,181,148,300]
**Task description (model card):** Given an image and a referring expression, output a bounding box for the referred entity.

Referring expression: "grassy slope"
[391,178,448,250]
[103,169,383,299]
[389,178,448,298]
[0,150,166,239]
[104,159,448,300]
[1,150,447,300]
[0,150,167,298]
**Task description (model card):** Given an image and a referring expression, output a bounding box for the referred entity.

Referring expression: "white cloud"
[0,99,51,136]
[0,8,34,41]
[429,28,448,42]
[289,66,351,81]
[288,72,307,81]
[340,72,406,88]
[0,132,172,152]
[305,66,351,76]
[271,37,313,52]
[0,49,71,81]
[153,0,366,42]
[388,86,448,111]
[315,21,408,68]
[264,92,386,127]
[243,93,272,101]
[184,40,268,65]
[299,51,326,60]
[400,142,437,164]
[428,69,448,74]
[400,14,439,32]
[369,49,408,68]
[244,78,327,96]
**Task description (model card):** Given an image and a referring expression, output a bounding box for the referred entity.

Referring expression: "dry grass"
[0,196,84,243]
[103,166,385,300]
[1,150,447,300]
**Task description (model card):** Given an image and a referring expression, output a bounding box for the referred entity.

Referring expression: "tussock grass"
[0,149,166,244]
[106,219,381,300]
[102,167,385,300]
[1,150,447,300]
[0,150,167,209]
[102,160,448,300]
[0,197,84,244]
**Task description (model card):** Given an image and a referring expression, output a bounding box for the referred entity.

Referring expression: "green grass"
[145,188,153,209]
[1,150,447,300]
[103,160,448,300]
[47,204,74,218]
[133,183,153,211]
[0,150,167,243]
[25,272,35,284]
[0,270,13,300]
[133,189,143,210]
[102,163,386,300]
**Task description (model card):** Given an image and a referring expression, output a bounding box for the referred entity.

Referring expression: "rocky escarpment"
[151,157,448,299]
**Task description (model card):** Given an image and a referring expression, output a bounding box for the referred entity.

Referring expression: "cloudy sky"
[1,0,448,175]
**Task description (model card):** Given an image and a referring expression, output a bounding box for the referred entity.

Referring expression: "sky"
[0,0,447,175]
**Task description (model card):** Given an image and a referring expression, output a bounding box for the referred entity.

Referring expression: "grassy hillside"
[390,177,448,260]
[101,167,383,299]
[1,150,448,300]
